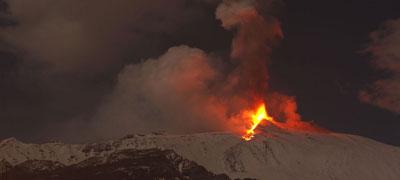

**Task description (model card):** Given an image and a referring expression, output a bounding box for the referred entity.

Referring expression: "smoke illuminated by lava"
[92,0,322,139]
[217,0,320,140]
[239,100,324,141]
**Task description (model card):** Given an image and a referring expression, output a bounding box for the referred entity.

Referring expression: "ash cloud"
[93,46,228,137]
[92,0,301,139]
[360,19,400,114]
[0,0,300,141]
[0,0,201,73]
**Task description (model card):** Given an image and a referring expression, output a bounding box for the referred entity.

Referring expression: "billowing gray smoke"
[93,46,226,137]
[92,0,301,139]
[360,18,400,114]
[1,0,301,141]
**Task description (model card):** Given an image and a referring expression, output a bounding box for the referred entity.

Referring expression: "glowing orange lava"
[242,103,275,141]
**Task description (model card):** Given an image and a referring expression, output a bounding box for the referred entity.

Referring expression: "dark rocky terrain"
[1,149,230,180]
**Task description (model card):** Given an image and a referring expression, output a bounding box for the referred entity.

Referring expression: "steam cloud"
[93,0,305,139]
[93,46,227,137]
[360,19,400,114]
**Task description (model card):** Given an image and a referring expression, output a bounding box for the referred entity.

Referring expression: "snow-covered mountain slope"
[1,128,400,180]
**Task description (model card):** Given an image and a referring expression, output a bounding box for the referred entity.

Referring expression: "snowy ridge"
[1,128,400,180]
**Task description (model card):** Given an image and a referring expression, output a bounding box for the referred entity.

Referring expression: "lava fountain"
[239,100,326,141]
[241,103,275,141]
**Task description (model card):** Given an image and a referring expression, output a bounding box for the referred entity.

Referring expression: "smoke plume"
[92,0,307,139]
[215,0,282,101]
[360,19,400,114]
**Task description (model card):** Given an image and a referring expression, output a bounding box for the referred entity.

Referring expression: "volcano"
[1,128,399,180]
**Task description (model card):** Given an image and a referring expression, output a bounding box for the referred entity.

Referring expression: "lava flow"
[242,103,275,141]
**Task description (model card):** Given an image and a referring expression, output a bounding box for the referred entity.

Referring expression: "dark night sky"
[272,0,400,145]
[0,0,399,145]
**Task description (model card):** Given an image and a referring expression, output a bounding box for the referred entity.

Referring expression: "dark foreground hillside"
[1,149,230,180]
